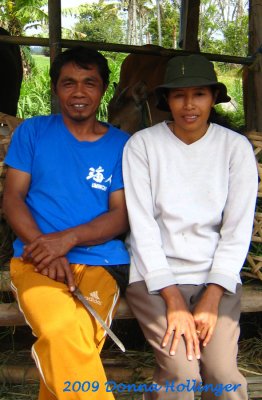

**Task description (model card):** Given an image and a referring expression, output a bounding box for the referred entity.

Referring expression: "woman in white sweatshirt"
[123,54,258,400]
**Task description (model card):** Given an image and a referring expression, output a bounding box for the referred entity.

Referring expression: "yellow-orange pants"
[10,258,120,400]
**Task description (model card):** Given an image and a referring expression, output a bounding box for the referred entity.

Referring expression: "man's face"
[55,62,106,123]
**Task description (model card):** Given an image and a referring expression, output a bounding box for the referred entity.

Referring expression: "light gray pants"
[126,282,248,400]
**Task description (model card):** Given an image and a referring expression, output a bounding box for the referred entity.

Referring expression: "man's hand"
[160,285,200,360]
[193,284,224,347]
[35,256,75,292]
[22,231,77,268]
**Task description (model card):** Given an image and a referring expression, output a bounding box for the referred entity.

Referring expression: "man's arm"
[3,167,41,243]
[3,167,75,291]
[21,189,129,268]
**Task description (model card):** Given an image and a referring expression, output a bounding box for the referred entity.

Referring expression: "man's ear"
[103,84,109,95]
[51,83,57,95]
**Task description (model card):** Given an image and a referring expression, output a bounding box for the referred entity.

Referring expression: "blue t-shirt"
[5,114,130,266]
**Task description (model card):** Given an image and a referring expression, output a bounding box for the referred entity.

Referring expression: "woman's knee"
[154,356,201,386]
[201,361,245,387]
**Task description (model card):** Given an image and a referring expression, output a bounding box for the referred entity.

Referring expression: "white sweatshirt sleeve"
[123,134,178,292]
[206,136,258,293]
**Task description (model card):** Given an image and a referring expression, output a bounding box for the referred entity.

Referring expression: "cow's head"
[108,81,153,134]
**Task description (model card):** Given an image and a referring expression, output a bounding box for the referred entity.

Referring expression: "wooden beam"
[0,35,253,65]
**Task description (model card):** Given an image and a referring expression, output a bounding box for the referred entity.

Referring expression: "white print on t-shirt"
[86,166,112,191]
[86,166,105,182]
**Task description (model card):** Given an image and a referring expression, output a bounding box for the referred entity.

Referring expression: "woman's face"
[167,86,217,139]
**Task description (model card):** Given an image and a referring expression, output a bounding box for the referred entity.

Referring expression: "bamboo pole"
[0,297,134,326]
[0,364,153,384]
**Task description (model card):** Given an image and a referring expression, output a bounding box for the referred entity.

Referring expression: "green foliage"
[18,67,51,119]
[198,0,248,56]
[73,1,124,44]
[215,70,245,131]
[199,1,220,52]
[98,53,127,121]
[147,0,179,48]
[0,0,48,35]
[32,55,50,71]
[222,15,248,57]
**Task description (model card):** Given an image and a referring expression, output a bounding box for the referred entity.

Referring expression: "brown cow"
[108,46,172,134]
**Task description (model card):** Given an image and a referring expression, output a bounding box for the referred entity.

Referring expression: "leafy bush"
[215,68,245,131]
[18,67,51,119]
[97,53,126,122]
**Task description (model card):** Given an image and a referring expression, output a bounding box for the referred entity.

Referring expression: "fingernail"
[170,350,175,356]
[188,355,193,361]
[162,342,166,347]
[70,286,75,292]
[197,354,201,360]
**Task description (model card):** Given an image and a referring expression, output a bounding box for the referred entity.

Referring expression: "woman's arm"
[193,283,224,346]
[161,284,200,360]
[123,135,177,292]
[207,137,258,293]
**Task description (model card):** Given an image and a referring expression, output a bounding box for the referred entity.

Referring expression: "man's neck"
[62,116,108,142]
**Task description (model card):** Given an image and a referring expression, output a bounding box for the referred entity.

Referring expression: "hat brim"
[155,80,231,112]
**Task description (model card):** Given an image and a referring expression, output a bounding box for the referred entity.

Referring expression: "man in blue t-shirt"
[3,47,130,400]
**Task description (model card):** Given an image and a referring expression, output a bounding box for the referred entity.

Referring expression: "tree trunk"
[128,0,138,45]
[156,0,162,46]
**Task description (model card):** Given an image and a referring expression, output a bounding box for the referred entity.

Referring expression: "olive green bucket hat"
[155,54,231,111]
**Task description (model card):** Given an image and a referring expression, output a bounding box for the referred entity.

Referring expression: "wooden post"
[245,0,262,131]
[179,0,200,52]
[48,0,62,114]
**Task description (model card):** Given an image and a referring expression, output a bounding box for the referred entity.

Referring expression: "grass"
[0,337,262,400]
[215,65,245,130]
[32,55,50,71]
[17,55,51,119]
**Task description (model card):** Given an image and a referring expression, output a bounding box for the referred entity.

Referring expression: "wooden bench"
[1,268,262,327]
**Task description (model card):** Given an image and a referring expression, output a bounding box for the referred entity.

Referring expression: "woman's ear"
[213,89,219,105]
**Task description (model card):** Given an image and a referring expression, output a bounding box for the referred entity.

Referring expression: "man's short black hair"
[50,46,110,89]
